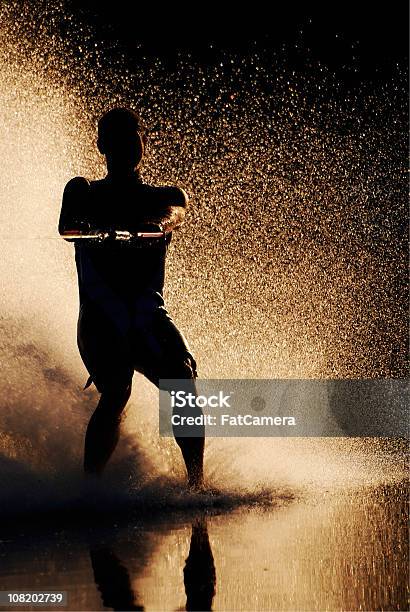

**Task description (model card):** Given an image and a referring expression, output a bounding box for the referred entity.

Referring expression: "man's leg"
[84,383,132,475]
[172,375,205,490]
[157,357,204,490]
[135,307,205,488]
[141,358,204,489]
[175,430,205,490]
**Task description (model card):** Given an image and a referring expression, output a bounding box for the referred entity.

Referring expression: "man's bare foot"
[188,473,204,492]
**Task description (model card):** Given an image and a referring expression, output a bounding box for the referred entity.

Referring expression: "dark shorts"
[77,300,197,394]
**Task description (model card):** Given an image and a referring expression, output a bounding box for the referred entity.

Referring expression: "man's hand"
[136,222,164,233]
[61,227,166,244]
[137,187,188,233]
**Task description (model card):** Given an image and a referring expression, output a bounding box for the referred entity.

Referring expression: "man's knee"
[97,381,132,417]
[164,354,197,380]
[102,382,132,403]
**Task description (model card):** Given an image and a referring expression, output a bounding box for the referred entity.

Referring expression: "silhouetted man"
[59,107,204,488]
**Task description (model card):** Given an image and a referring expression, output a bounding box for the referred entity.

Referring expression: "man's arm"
[139,186,188,234]
[59,177,90,238]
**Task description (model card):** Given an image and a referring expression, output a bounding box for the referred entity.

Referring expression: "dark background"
[66,1,408,82]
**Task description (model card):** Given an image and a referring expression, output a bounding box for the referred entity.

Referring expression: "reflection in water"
[0,482,407,611]
[90,548,144,611]
[183,519,216,611]
[89,518,216,612]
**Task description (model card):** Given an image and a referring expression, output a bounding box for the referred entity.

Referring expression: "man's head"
[97,107,147,174]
